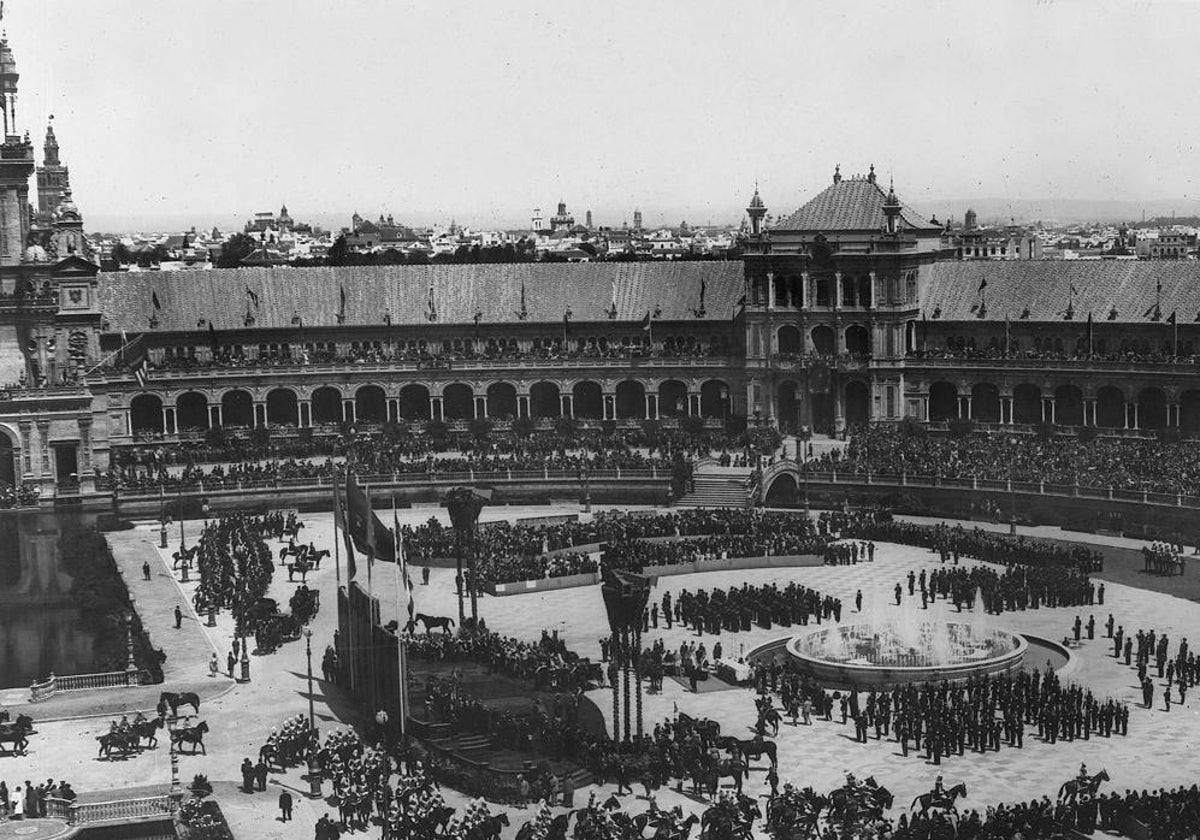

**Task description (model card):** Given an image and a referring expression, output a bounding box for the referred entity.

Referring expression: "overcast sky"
[12,0,1200,231]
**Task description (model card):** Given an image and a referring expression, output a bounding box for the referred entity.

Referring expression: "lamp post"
[446,487,485,628]
[159,487,168,549]
[304,629,316,731]
[1009,436,1018,535]
[239,633,250,682]
[167,714,182,814]
[124,611,139,684]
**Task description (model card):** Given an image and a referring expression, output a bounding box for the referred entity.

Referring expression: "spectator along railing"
[107,467,662,497]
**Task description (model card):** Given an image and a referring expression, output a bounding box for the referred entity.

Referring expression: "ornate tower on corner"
[0,30,34,273]
[37,116,69,226]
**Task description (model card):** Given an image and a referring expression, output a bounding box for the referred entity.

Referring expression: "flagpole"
[330,465,341,588]
[392,497,409,742]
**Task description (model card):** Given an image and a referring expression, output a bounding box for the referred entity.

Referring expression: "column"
[603,393,615,420]
[343,399,355,423]
[37,421,50,476]
[210,404,223,427]
[252,403,265,428]
[833,271,843,309]
[77,418,92,475]
[561,394,574,418]
[867,271,877,309]
[1122,402,1130,430]
[1169,402,1180,427]
[517,395,530,419]
[165,407,177,435]
[964,396,973,419]
[687,393,700,415]
[1002,396,1013,424]
[299,401,311,427]
[388,398,399,422]
[1131,402,1140,430]
[746,381,756,418]
[799,272,809,309]
[18,421,32,476]
[430,396,443,421]
[474,396,487,419]
[644,393,656,420]
[162,405,172,433]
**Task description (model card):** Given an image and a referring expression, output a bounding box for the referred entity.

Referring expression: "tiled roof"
[97,262,745,332]
[919,261,1200,323]
[774,178,940,233]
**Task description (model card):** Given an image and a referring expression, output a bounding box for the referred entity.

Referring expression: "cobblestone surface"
[2,507,1198,840]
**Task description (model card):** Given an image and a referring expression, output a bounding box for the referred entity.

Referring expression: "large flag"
[332,470,357,582]
[641,310,652,331]
[346,473,396,562]
[394,502,414,625]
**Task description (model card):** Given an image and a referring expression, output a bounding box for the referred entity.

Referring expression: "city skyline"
[12,0,1200,232]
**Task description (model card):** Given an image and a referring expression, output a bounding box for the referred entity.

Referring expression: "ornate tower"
[51,187,86,258]
[37,117,69,225]
[883,179,902,235]
[746,185,767,236]
[0,29,33,272]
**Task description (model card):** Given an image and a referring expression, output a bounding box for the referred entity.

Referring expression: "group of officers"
[660,582,843,637]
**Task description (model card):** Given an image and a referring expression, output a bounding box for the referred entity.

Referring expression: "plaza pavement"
[3,504,1200,840]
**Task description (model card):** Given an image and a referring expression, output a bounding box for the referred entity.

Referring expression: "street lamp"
[1009,436,1018,535]
[159,486,168,549]
[239,632,250,683]
[304,629,316,731]
[167,714,182,814]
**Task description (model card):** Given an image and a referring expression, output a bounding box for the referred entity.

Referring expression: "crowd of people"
[814,424,1200,495]
[0,778,77,819]
[0,482,39,509]
[668,581,842,635]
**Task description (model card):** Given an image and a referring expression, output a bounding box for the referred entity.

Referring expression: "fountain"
[762,598,1027,690]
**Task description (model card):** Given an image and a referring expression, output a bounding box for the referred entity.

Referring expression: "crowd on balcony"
[911,333,1199,364]
[815,425,1200,495]
[129,333,733,375]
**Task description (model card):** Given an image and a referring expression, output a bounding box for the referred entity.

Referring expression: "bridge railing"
[783,469,1200,510]
[28,669,145,702]
[46,794,173,826]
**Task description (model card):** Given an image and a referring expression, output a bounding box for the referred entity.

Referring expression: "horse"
[736,735,778,768]
[170,720,209,754]
[677,711,721,743]
[172,545,198,569]
[96,730,139,759]
[131,716,164,749]
[1058,769,1109,803]
[755,707,781,737]
[0,723,30,756]
[0,711,33,731]
[159,691,201,717]
[279,544,304,563]
[307,548,330,568]
[911,782,968,814]
[466,811,509,840]
[705,758,747,796]
[415,613,455,634]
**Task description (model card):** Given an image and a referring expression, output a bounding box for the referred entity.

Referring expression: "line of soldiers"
[1143,541,1186,575]
[664,582,842,636]
[896,563,1098,615]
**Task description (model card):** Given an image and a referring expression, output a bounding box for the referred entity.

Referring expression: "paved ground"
[3,505,1200,840]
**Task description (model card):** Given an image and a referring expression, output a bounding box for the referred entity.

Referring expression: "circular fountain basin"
[779,621,1027,690]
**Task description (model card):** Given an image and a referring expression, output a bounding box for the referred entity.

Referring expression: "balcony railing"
[112,467,663,499]
[28,669,146,701]
[905,354,1200,372]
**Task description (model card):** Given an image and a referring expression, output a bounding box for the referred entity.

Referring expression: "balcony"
[905,353,1200,374]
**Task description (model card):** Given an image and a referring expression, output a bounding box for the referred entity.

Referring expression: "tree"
[216,233,259,269]
[326,234,349,267]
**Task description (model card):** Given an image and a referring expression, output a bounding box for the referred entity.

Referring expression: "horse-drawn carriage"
[0,712,33,756]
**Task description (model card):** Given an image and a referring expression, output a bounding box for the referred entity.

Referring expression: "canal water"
[0,510,110,689]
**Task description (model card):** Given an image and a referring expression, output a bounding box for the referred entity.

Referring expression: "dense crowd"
[0,482,39,509]
[815,424,1200,495]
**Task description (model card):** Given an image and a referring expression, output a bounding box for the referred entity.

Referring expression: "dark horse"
[132,716,164,749]
[159,691,201,717]
[1059,769,1109,803]
[911,782,968,814]
[736,735,778,768]
[466,812,509,840]
[170,720,209,754]
[96,730,139,758]
[413,613,455,634]
[0,721,31,755]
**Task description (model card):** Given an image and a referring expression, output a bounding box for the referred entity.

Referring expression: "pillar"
[517,395,530,419]
[1002,396,1013,424]
[343,399,355,423]
[562,394,574,418]
[833,271,843,309]
[37,420,50,476]
[645,393,656,420]
[603,393,615,420]
[474,396,486,419]
[77,418,92,475]
[165,407,177,434]
[18,421,32,476]
[1042,398,1054,424]
[1169,402,1180,427]
[430,396,443,421]
[1131,402,1140,430]
[299,401,311,427]
[210,404,223,427]
[387,398,399,422]
[1123,402,1130,430]
[687,393,700,415]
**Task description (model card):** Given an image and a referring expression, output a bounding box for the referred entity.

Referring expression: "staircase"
[678,474,751,508]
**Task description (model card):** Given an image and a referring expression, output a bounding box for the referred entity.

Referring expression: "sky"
[11,0,1200,232]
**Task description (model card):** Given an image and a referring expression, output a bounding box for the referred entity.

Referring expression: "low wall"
[641,553,824,579]
[491,571,600,596]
